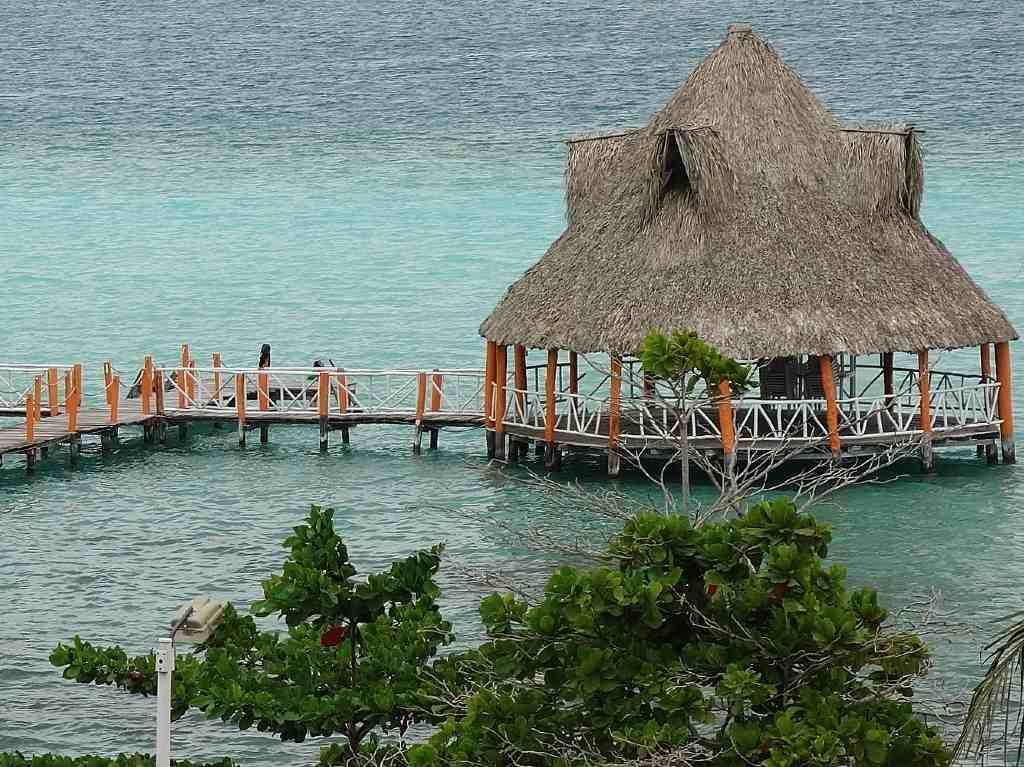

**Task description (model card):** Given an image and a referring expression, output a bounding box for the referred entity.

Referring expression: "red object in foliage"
[320,624,349,647]
[771,582,788,600]
[706,584,718,596]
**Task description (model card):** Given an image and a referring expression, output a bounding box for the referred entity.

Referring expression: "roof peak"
[726,23,753,35]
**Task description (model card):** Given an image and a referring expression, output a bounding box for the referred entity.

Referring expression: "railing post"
[917,350,934,472]
[335,368,350,445]
[103,362,113,409]
[717,379,736,474]
[430,369,443,451]
[483,341,497,458]
[47,367,59,416]
[66,369,79,433]
[607,354,622,477]
[413,371,427,454]
[212,353,222,405]
[33,375,43,422]
[25,394,36,443]
[995,341,1015,464]
[819,355,841,458]
[154,370,165,416]
[881,352,894,406]
[318,371,329,452]
[235,373,247,447]
[543,349,560,469]
[109,376,120,423]
[493,346,507,460]
[141,356,153,415]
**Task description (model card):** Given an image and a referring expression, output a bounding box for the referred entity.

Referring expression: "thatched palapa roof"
[480,24,1016,358]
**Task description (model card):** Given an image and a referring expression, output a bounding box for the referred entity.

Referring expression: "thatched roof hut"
[480,24,1016,359]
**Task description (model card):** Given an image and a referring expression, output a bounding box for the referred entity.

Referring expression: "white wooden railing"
[0,364,76,413]
[152,366,486,419]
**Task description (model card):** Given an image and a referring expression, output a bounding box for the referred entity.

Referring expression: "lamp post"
[156,597,225,767]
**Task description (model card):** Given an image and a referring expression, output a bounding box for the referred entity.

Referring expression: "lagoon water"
[1,0,1023,762]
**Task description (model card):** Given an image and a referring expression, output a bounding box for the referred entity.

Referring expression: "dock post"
[717,380,737,479]
[429,429,439,450]
[179,424,188,442]
[25,394,36,443]
[101,430,114,456]
[607,354,622,478]
[413,372,427,454]
[235,373,247,447]
[25,449,37,474]
[341,426,350,445]
[543,349,560,471]
[995,341,1015,464]
[819,355,842,460]
[430,370,443,450]
[68,435,81,467]
[484,341,496,459]
[318,372,329,452]
[47,367,59,416]
[493,346,508,460]
[917,351,935,473]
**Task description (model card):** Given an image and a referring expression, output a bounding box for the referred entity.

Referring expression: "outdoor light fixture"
[156,596,225,767]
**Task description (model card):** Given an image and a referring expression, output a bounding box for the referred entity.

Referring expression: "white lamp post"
[156,597,225,767]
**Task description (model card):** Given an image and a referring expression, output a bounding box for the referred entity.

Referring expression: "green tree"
[639,330,752,515]
[49,506,450,766]
[418,498,950,767]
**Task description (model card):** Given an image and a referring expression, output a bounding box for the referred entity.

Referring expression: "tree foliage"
[417,498,950,767]
[640,329,752,395]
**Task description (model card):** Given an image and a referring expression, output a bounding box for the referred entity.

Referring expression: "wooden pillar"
[511,345,527,461]
[65,370,78,433]
[318,371,329,452]
[47,367,59,416]
[995,341,1015,463]
[882,352,894,403]
[493,346,508,460]
[25,395,36,443]
[819,355,841,458]
[235,373,247,447]
[109,376,120,423]
[543,349,561,470]
[981,344,992,381]
[717,379,736,474]
[154,370,165,416]
[568,351,578,396]
[258,347,270,444]
[917,350,934,472]
[484,340,497,458]
[141,356,153,415]
[607,354,622,477]
[336,368,350,445]
[33,376,43,423]
[413,371,427,454]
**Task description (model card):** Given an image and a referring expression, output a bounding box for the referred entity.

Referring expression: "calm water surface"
[1,1,1023,762]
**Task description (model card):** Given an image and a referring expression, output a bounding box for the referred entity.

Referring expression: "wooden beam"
[47,367,59,416]
[917,350,932,433]
[544,349,558,444]
[494,346,507,459]
[568,351,578,396]
[235,373,246,446]
[608,354,622,476]
[819,355,841,457]
[513,345,527,420]
[882,352,894,399]
[995,341,1015,463]
[318,371,329,452]
[717,379,735,460]
[981,344,992,380]
[109,376,120,423]
[483,341,496,427]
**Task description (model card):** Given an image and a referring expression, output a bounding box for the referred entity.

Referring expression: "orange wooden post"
[917,350,932,434]
[102,362,113,409]
[189,360,198,405]
[717,379,736,461]
[415,372,427,424]
[33,376,43,421]
[483,340,496,427]
[212,353,223,403]
[544,349,558,444]
[140,356,153,415]
[819,355,841,457]
[178,345,189,408]
[235,373,247,446]
[607,355,622,476]
[430,369,443,412]
[25,395,36,442]
[47,367,59,416]
[493,346,508,460]
[73,364,83,410]
[513,345,527,419]
[109,376,120,423]
[981,344,992,380]
[336,369,349,413]
[66,370,79,433]
[568,351,578,396]
[154,369,165,415]
[995,341,1015,463]
[257,371,269,411]
[317,370,330,451]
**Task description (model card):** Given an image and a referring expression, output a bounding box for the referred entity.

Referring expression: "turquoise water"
[2,1,1023,762]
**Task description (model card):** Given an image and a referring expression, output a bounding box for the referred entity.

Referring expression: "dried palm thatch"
[480,24,1016,357]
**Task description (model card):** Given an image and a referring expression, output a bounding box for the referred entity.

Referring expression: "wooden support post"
[235,373,247,447]
[430,369,443,412]
[414,371,427,454]
[101,430,114,456]
[607,354,622,477]
[568,351,578,396]
[429,428,439,450]
[981,344,992,380]
[717,379,736,475]
[917,350,934,473]
[882,352,894,402]
[73,364,82,410]
[103,362,113,409]
[212,353,223,401]
[819,355,841,458]
[336,369,351,446]
[25,395,36,443]
[154,370,165,415]
[543,349,560,469]
[179,423,189,441]
[33,376,42,421]
[643,372,655,398]
[509,346,527,461]
[109,376,120,423]
[178,344,189,408]
[318,371,329,452]
[260,425,269,444]
[47,367,59,416]
[189,360,198,404]
[141,356,153,415]
[996,341,1015,464]
[25,448,37,473]
[257,350,269,444]
[493,346,507,460]
[484,340,497,458]
[67,434,80,467]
